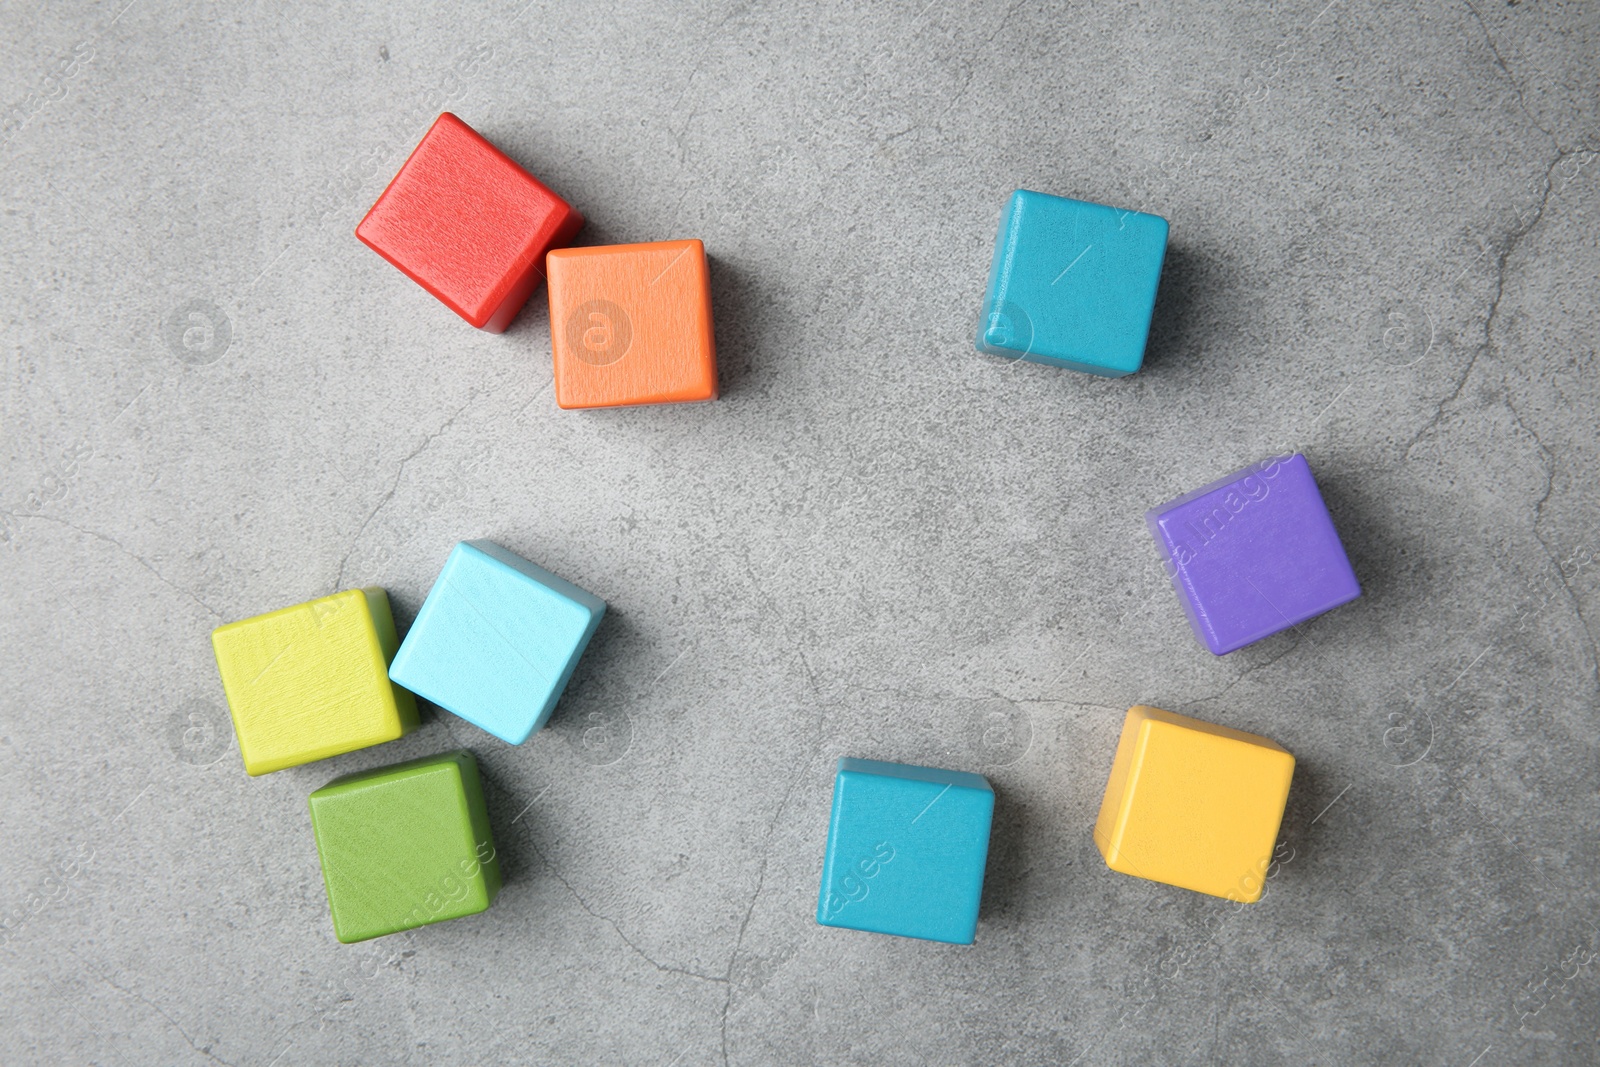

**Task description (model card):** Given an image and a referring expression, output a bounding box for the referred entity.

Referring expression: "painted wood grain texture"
[210,587,418,775]
[356,112,583,331]
[816,758,995,945]
[547,240,718,408]
[388,541,606,744]
[308,750,501,943]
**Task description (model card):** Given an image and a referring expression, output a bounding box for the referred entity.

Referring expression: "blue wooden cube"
[389,540,605,744]
[816,758,995,945]
[975,189,1169,376]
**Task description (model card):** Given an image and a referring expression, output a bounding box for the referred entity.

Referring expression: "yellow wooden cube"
[211,589,418,776]
[1094,705,1294,902]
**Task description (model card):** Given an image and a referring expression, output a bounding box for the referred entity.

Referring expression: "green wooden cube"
[307,750,501,943]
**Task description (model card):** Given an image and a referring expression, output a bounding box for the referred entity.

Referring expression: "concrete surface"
[2,1,1598,1063]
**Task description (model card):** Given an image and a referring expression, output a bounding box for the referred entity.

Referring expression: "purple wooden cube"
[1147,453,1360,655]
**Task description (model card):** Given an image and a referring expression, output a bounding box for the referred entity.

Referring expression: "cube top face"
[546,240,718,408]
[388,540,605,745]
[1147,453,1361,655]
[817,758,995,945]
[356,113,583,332]
[210,588,418,776]
[308,750,501,943]
[975,189,1168,377]
[1095,706,1294,903]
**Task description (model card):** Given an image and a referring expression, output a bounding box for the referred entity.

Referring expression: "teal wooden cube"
[816,758,995,945]
[389,540,605,744]
[308,750,501,943]
[975,189,1169,376]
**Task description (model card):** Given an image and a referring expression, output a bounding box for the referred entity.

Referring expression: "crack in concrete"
[491,620,828,1065]
[19,513,224,619]
[1462,0,1559,144]
[1508,396,1600,692]
[1016,697,1124,713]
[332,388,488,591]
[521,832,727,985]
[94,970,236,1067]
[929,0,1027,127]
[714,541,829,1066]
[1404,150,1569,459]
[1505,394,1557,532]
[717,697,822,1067]
[1185,635,1304,709]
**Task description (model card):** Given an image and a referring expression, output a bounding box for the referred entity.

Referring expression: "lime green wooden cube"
[211,588,418,776]
[307,750,501,943]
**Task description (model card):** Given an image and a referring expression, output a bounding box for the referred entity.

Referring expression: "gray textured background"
[2,0,1598,1063]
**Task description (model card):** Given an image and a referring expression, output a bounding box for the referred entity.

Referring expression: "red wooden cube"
[356,113,583,332]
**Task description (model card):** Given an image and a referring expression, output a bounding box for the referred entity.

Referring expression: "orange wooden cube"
[546,240,718,409]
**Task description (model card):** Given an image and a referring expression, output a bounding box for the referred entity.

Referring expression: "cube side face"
[461,539,608,617]
[548,241,718,409]
[1149,454,1361,655]
[1102,713,1295,902]
[975,193,1033,357]
[389,542,604,744]
[308,751,497,944]
[1093,707,1154,862]
[976,190,1167,377]
[360,587,419,732]
[355,113,582,331]
[453,751,504,902]
[1132,704,1292,753]
[211,590,413,776]
[816,762,994,944]
[836,757,991,792]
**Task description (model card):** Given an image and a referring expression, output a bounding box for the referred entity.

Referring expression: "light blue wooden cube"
[976,189,1169,376]
[816,758,995,945]
[389,540,604,744]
